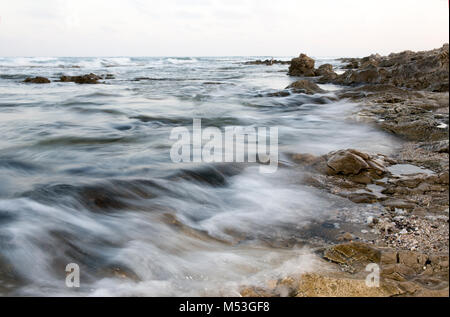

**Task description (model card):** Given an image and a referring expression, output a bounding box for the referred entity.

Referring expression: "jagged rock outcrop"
[333,44,449,91]
[288,54,316,76]
[288,54,339,81]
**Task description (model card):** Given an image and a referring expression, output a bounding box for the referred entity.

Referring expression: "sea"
[0,56,400,296]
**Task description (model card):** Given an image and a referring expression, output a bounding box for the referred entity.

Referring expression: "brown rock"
[240,286,278,297]
[327,150,370,175]
[24,76,51,84]
[345,192,378,204]
[59,73,101,84]
[333,44,449,91]
[323,242,381,269]
[381,264,417,281]
[288,54,316,77]
[295,273,403,297]
[382,199,416,210]
[381,251,399,265]
[286,80,325,95]
[291,153,318,165]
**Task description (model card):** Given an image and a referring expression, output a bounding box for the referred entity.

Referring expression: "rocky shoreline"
[242,45,449,297]
[5,47,448,297]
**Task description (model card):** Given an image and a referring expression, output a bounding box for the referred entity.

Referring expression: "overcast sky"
[0,0,448,57]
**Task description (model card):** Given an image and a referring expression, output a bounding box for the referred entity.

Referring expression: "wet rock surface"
[245,45,449,297]
[244,59,290,66]
[332,44,449,91]
[59,73,102,84]
[286,79,325,95]
[241,242,449,297]
[24,76,51,84]
[337,85,449,142]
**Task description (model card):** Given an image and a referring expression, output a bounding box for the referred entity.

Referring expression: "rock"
[380,118,448,142]
[382,199,416,211]
[288,54,316,76]
[240,286,278,297]
[286,80,325,94]
[398,251,428,270]
[295,273,404,297]
[420,140,449,153]
[381,264,417,281]
[244,59,290,66]
[349,172,373,184]
[336,232,354,242]
[315,64,333,75]
[323,242,381,269]
[23,76,51,84]
[360,54,381,68]
[340,58,360,69]
[59,73,101,84]
[265,91,291,97]
[345,192,378,204]
[381,251,398,265]
[338,66,381,85]
[291,153,319,165]
[330,44,449,91]
[327,150,370,175]
[316,64,338,83]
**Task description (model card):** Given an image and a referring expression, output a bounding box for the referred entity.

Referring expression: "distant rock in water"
[59,73,101,84]
[244,59,290,66]
[23,77,51,84]
[288,54,316,76]
[286,79,324,94]
[315,63,338,82]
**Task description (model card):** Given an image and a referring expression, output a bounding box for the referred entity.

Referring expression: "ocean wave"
[165,57,198,65]
[0,57,59,67]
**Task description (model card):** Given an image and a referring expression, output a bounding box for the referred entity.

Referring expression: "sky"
[0,0,448,57]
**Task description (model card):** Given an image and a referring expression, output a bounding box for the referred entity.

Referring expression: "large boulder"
[286,80,324,94]
[288,54,316,76]
[327,150,371,175]
[24,76,51,84]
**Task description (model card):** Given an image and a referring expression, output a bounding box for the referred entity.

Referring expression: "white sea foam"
[166,58,198,65]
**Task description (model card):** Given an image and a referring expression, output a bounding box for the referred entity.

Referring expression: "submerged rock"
[23,77,51,84]
[286,80,324,94]
[295,273,405,297]
[244,59,290,66]
[59,73,101,84]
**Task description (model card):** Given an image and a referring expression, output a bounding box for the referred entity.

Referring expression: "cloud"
[0,0,448,56]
